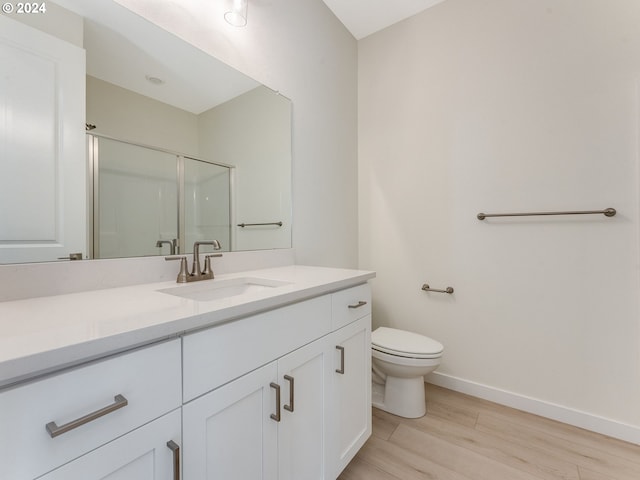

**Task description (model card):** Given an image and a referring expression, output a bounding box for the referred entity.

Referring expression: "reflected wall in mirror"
[0,0,292,264]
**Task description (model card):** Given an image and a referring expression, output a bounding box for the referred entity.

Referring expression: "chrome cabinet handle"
[348,301,367,309]
[336,346,345,374]
[166,440,180,480]
[270,382,281,422]
[283,375,294,413]
[46,394,128,438]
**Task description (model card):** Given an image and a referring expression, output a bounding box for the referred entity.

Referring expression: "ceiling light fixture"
[145,75,165,85]
[224,0,248,27]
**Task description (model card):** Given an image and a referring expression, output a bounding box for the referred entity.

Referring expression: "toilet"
[371,327,444,418]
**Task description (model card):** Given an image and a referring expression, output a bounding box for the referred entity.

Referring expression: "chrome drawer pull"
[348,301,367,309]
[270,382,281,422]
[283,375,294,413]
[336,346,345,374]
[46,394,128,438]
[167,440,180,480]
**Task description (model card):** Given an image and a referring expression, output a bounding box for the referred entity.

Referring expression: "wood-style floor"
[338,384,640,480]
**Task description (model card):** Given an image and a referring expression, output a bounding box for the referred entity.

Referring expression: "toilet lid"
[372,327,444,358]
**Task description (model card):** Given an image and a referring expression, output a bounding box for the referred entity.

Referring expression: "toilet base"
[371,376,426,418]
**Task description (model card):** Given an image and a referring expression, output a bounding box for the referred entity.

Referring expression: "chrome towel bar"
[477,208,616,220]
[422,284,454,294]
[237,221,283,227]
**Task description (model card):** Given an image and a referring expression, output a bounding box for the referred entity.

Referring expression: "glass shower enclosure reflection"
[91,136,231,259]
[183,157,231,255]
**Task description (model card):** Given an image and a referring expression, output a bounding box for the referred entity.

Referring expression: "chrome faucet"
[156,239,177,255]
[192,240,222,276]
[165,240,222,283]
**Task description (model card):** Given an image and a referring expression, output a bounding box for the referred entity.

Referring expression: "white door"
[182,362,279,480]
[330,315,372,478]
[39,409,181,480]
[0,15,86,263]
[277,337,332,480]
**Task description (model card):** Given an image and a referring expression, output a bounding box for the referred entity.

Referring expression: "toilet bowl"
[371,327,443,418]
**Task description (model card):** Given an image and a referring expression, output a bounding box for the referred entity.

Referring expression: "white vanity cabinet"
[182,283,371,480]
[328,283,372,477]
[182,338,332,480]
[0,339,182,480]
[0,274,373,480]
[182,295,334,480]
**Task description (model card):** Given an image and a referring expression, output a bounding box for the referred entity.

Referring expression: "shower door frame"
[87,133,235,259]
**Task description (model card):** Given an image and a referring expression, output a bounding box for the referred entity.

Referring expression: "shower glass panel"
[183,157,231,253]
[96,138,178,259]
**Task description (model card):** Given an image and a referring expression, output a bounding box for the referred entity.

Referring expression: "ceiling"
[321,0,447,40]
[56,0,259,115]
[56,0,449,114]
[83,17,258,114]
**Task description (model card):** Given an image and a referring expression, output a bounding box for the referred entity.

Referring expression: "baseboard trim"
[426,372,640,446]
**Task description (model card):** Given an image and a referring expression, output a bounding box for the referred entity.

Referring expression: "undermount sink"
[157,277,291,302]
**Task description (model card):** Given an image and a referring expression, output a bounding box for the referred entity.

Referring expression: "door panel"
[182,362,278,480]
[0,16,86,263]
[277,339,331,480]
[331,316,372,477]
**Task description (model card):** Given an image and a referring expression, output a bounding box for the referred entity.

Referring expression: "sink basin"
[157,277,291,302]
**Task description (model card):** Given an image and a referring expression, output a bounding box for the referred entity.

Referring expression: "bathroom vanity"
[0,265,374,480]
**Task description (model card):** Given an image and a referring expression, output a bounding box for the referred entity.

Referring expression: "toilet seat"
[372,327,443,359]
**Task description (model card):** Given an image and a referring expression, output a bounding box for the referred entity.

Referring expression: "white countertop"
[0,265,375,388]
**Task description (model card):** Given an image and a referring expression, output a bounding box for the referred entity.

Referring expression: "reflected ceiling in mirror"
[0,0,292,265]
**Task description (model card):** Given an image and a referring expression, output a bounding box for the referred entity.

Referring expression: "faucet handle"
[202,254,223,278]
[165,256,189,283]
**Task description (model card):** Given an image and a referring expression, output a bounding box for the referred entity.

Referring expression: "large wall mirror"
[0,0,292,264]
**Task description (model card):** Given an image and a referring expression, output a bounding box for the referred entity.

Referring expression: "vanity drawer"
[183,294,332,402]
[331,283,372,330]
[0,339,181,480]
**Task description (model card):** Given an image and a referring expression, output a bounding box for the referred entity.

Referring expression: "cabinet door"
[330,315,372,478]
[39,409,181,480]
[277,337,332,480]
[182,362,278,480]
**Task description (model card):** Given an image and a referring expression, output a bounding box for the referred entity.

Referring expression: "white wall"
[359,0,640,437]
[5,1,83,46]
[87,76,199,155]
[115,0,359,268]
